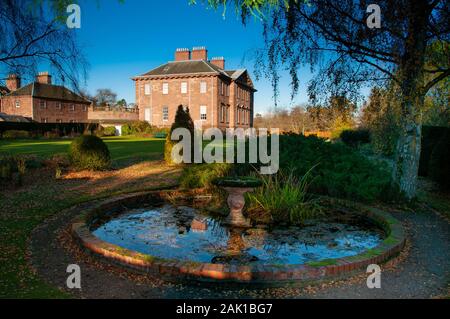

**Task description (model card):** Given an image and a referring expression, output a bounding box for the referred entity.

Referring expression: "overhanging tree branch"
[423,68,450,93]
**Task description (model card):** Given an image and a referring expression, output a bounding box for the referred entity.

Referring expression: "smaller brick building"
[0,73,90,123]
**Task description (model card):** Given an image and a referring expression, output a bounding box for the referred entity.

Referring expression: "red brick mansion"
[132,47,257,129]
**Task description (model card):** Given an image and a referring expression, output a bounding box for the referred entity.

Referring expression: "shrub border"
[71,190,406,285]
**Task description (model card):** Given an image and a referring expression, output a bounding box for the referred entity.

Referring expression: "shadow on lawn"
[0,137,166,170]
[0,160,181,298]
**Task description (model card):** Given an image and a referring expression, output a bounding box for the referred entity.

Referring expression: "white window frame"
[56,119,62,123]
[69,104,75,111]
[181,82,188,94]
[15,100,20,108]
[82,105,87,112]
[162,106,169,121]
[144,108,152,123]
[56,102,62,110]
[162,83,169,95]
[200,81,207,94]
[144,83,151,95]
[200,105,207,120]
[39,100,47,109]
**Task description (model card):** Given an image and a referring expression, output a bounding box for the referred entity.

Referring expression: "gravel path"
[29,201,450,299]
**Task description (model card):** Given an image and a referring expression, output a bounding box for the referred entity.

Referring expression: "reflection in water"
[227,228,246,254]
[93,204,384,265]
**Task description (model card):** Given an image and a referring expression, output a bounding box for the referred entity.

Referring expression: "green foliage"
[180,163,234,189]
[165,105,195,165]
[246,170,323,225]
[0,160,12,181]
[279,134,391,202]
[429,132,450,190]
[340,129,371,148]
[16,157,26,186]
[180,134,391,202]
[360,87,401,157]
[69,135,111,171]
[212,176,262,188]
[2,130,30,139]
[116,99,127,107]
[102,126,117,137]
[0,155,44,187]
[330,117,353,140]
[122,121,154,136]
[55,166,62,179]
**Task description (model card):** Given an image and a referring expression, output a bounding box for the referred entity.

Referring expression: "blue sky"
[73,0,313,114]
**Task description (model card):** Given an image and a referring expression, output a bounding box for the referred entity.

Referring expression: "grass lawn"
[0,136,179,298]
[0,136,166,166]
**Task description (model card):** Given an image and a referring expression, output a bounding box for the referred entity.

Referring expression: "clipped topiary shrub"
[165,105,194,165]
[429,132,450,190]
[69,135,111,171]
[340,129,371,147]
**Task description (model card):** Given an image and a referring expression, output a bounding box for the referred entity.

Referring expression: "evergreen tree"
[164,105,195,165]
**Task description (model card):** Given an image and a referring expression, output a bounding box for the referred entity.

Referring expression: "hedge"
[340,129,371,147]
[429,132,450,190]
[419,126,450,177]
[0,122,99,138]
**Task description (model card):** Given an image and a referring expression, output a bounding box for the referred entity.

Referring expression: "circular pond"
[92,204,385,266]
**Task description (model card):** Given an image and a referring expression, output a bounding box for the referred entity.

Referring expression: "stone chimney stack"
[175,48,190,61]
[191,46,208,61]
[210,57,225,70]
[6,74,21,91]
[36,72,52,84]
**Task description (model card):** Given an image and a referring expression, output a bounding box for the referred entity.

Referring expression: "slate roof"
[224,69,247,80]
[134,60,256,91]
[5,82,90,104]
[137,60,231,78]
[0,113,31,122]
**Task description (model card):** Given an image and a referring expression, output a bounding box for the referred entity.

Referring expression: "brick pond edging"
[71,190,406,285]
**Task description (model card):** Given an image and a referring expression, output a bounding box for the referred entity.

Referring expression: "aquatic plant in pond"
[246,169,322,225]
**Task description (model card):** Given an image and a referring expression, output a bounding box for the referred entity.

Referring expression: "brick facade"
[1,94,90,123]
[87,108,139,122]
[133,47,256,129]
[0,73,91,123]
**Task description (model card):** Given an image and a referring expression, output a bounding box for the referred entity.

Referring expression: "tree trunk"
[393,95,423,199]
[392,0,430,200]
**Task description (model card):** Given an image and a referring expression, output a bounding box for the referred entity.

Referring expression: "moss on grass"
[306,259,338,267]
